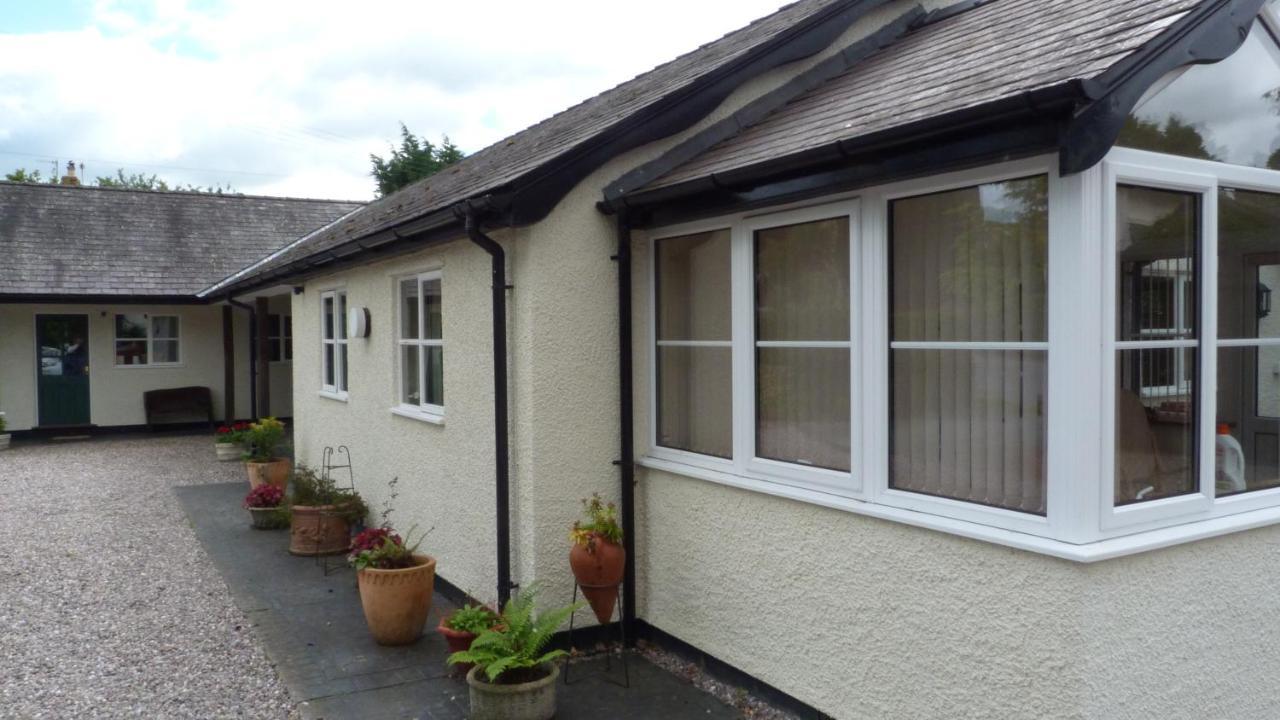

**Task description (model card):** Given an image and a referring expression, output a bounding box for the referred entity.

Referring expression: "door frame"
[33,312,92,428]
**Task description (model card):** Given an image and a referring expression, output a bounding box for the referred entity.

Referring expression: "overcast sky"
[0,0,792,200]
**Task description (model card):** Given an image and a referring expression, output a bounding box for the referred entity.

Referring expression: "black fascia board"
[0,293,209,305]
[1060,0,1266,174]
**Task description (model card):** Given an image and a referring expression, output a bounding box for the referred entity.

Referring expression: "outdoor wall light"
[347,306,371,338]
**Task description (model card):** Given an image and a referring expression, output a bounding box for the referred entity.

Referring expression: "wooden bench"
[143,386,214,430]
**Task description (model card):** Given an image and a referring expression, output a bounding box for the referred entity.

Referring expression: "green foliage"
[94,168,235,194]
[0,414,7,433]
[447,585,583,683]
[369,123,464,197]
[1116,115,1218,162]
[569,493,623,548]
[290,463,369,525]
[444,603,499,635]
[4,168,51,184]
[348,525,431,570]
[241,417,286,462]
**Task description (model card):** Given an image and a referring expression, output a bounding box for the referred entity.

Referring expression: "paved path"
[0,434,292,719]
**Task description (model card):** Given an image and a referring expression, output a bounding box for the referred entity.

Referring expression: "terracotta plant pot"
[357,554,437,646]
[246,506,286,530]
[466,663,559,720]
[569,533,626,624]
[438,620,481,673]
[215,442,241,461]
[245,458,291,489]
[288,505,351,556]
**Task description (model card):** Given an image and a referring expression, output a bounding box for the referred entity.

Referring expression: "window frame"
[268,313,293,363]
[320,289,348,399]
[112,313,182,368]
[394,269,445,423]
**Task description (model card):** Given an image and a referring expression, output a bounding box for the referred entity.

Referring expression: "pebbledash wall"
[287,2,1280,719]
[0,302,256,431]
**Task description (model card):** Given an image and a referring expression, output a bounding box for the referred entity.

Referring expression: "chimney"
[60,160,80,186]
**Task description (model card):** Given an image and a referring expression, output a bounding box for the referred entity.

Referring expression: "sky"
[0,0,793,201]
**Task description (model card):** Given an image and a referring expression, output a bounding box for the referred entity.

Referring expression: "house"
[0,181,362,432]
[45,0,1280,716]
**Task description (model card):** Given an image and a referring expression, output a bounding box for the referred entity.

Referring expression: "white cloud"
[0,0,792,199]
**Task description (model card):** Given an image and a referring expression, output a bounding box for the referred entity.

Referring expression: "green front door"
[36,314,91,427]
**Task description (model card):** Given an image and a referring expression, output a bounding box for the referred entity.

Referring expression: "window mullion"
[1200,186,1219,501]
[731,224,753,473]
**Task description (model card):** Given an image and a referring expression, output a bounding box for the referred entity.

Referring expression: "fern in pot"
[448,585,583,720]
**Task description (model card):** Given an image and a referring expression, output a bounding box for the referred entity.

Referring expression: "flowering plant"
[215,421,251,444]
[242,417,286,462]
[348,525,430,571]
[569,493,623,550]
[244,484,285,509]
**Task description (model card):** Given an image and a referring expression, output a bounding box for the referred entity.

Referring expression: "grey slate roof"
[639,0,1203,191]
[0,183,362,297]
[209,0,858,291]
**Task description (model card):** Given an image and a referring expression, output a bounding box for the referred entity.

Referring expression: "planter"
[357,554,437,645]
[245,458,291,489]
[246,506,287,530]
[288,504,351,556]
[438,621,481,673]
[0,434,9,451]
[466,663,559,720]
[569,534,626,624]
[215,442,241,461]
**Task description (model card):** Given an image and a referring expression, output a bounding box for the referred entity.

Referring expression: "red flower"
[244,484,285,509]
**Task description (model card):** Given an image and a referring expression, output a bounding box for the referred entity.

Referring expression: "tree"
[4,168,52,183]
[1116,115,1218,161]
[369,124,465,197]
[94,168,234,194]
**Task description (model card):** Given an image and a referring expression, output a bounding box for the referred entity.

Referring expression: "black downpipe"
[462,206,514,608]
[614,211,637,645]
[227,298,258,420]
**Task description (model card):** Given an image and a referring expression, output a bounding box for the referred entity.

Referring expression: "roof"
[207,0,887,295]
[632,0,1203,193]
[0,183,362,298]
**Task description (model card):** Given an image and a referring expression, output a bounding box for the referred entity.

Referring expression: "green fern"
[447,584,584,683]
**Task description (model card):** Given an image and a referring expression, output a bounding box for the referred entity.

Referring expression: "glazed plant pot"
[245,458,291,489]
[569,533,626,624]
[288,504,351,556]
[466,663,559,720]
[215,442,241,461]
[246,506,286,530]
[357,554,437,646]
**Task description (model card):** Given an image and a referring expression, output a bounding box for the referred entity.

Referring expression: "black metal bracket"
[563,582,630,689]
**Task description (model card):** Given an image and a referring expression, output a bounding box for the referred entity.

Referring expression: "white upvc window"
[268,314,293,363]
[320,290,348,397]
[395,271,444,422]
[113,313,181,367]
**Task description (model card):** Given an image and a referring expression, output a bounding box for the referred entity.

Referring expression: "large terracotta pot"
[357,554,437,646]
[466,663,559,720]
[288,505,351,556]
[569,533,626,624]
[215,442,241,461]
[245,458,291,489]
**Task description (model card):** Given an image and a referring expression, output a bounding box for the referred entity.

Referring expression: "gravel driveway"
[0,434,292,719]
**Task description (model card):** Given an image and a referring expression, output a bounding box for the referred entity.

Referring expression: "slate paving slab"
[177,482,742,720]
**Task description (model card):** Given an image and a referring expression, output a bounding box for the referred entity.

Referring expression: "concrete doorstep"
[176,482,743,720]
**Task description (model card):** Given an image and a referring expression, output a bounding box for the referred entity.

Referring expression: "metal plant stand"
[316,445,357,576]
[562,581,630,688]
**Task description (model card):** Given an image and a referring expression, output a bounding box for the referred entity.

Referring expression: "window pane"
[153,339,179,364]
[1219,188,1280,339]
[284,338,293,360]
[657,346,732,458]
[323,344,335,386]
[755,218,849,341]
[339,344,348,391]
[891,350,1047,514]
[656,230,731,341]
[401,345,420,405]
[337,293,348,341]
[1118,22,1280,169]
[269,339,282,362]
[323,297,334,340]
[400,279,420,340]
[116,340,147,366]
[115,313,147,339]
[283,315,292,338]
[424,278,443,340]
[891,177,1047,342]
[425,346,444,406]
[1216,346,1280,496]
[1116,185,1198,342]
[151,316,178,340]
[268,314,281,339]
[1116,349,1197,505]
[756,347,850,472]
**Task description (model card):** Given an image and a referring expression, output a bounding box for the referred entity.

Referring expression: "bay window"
[396,271,443,421]
[321,290,347,397]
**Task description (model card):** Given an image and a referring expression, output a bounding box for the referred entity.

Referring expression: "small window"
[397,272,443,416]
[114,313,181,366]
[321,291,348,395]
[268,314,293,362]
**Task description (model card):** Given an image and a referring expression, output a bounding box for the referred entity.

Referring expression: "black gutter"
[459,202,515,608]
[0,293,207,305]
[227,298,258,420]
[612,210,637,645]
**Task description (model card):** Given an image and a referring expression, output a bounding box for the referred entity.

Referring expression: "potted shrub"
[0,412,9,451]
[214,421,249,461]
[288,464,367,556]
[568,494,625,624]
[242,417,290,489]
[349,526,437,645]
[448,586,582,720]
[243,484,289,529]
[438,603,500,673]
